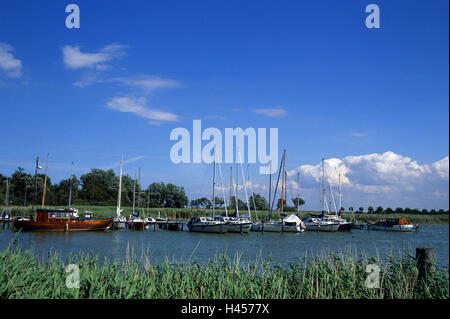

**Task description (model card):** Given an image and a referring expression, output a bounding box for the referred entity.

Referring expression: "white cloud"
[101,156,146,170]
[0,43,22,78]
[106,96,180,124]
[286,151,449,209]
[253,107,287,117]
[109,75,180,93]
[62,44,126,70]
[349,132,367,137]
[432,156,449,180]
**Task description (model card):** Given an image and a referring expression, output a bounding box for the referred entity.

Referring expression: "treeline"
[189,195,305,212]
[0,167,188,208]
[348,206,448,215]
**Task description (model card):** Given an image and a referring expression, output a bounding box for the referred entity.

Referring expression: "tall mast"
[297,172,300,213]
[248,164,257,220]
[32,157,39,212]
[268,160,272,220]
[137,167,141,212]
[4,179,9,215]
[321,157,325,213]
[338,173,342,214]
[281,149,286,213]
[212,145,216,217]
[116,159,123,217]
[41,154,49,209]
[132,177,136,215]
[235,147,239,217]
[229,166,232,216]
[68,161,73,210]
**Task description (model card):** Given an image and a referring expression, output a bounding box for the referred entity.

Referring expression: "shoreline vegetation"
[0,245,448,299]
[2,205,449,225]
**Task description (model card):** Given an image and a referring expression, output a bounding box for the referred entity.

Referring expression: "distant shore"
[3,205,449,225]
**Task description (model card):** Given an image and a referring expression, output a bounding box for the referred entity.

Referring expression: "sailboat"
[301,158,340,232]
[127,172,146,230]
[13,156,113,231]
[113,159,126,229]
[187,145,229,234]
[1,179,11,222]
[223,148,252,233]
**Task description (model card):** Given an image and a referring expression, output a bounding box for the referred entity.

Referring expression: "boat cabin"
[35,209,71,223]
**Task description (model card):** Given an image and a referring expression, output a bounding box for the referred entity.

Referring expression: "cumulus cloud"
[285,151,449,209]
[0,43,22,78]
[62,44,126,70]
[253,107,287,117]
[106,96,180,124]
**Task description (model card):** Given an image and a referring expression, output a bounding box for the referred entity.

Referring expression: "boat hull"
[260,222,283,232]
[127,221,146,230]
[305,223,340,232]
[227,222,252,233]
[187,223,229,233]
[367,224,415,232]
[337,222,353,232]
[282,225,305,232]
[12,218,113,231]
[112,221,126,229]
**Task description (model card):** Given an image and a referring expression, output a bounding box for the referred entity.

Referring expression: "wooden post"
[416,247,436,283]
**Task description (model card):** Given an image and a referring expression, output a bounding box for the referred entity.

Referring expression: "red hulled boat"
[12,209,113,231]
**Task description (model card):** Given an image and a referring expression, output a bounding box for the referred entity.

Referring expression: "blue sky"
[0,0,448,210]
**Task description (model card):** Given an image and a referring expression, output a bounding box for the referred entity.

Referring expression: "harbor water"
[1,224,448,268]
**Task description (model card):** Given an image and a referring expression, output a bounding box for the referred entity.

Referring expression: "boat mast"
[138,167,141,214]
[248,164,257,221]
[281,149,286,213]
[238,149,251,219]
[212,145,216,218]
[297,172,300,213]
[234,147,239,218]
[268,160,272,221]
[229,166,232,217]
[132,177,136,216]
[321,157,325,213]
[32,157,40,212]
[68,161,73,210]
[41,154,49,209]
[338,173,342,215]
[116,159,123,217]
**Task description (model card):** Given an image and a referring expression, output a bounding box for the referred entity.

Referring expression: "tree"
[368,206,374,214]
[358,207,364,213]
[291,197,305,209]
[249,193,269,211]
[79,169,119,205]
[376,206,383,214]
[349,206,354,212]
[421,209,428,214]
[190,197,211,209]
[395,207,404,214]
[384,207,394,214]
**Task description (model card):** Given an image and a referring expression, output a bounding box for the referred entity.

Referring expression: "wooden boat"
[12,208,113,231]
[367,218,418,232]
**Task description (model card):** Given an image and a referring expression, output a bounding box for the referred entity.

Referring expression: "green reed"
[0,245,448,299]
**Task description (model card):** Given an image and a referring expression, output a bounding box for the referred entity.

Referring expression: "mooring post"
[416,247,436,284]
[261,220,264,235]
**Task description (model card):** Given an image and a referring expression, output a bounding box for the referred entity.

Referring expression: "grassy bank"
[0,246,448,299]
[3,205,449,225]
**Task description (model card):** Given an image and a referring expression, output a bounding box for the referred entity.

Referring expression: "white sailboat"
[302,158,340,232]
[187,145,229,234]
[224,148,252,233]
[1,179,11,221]
[113,159,126,229]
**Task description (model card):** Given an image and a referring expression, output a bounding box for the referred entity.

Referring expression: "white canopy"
[283,214,301,224]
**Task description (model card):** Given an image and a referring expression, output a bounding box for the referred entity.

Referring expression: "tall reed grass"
[0,244,448,299]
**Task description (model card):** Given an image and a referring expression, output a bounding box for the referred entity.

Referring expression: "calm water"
[1,224,448,268]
